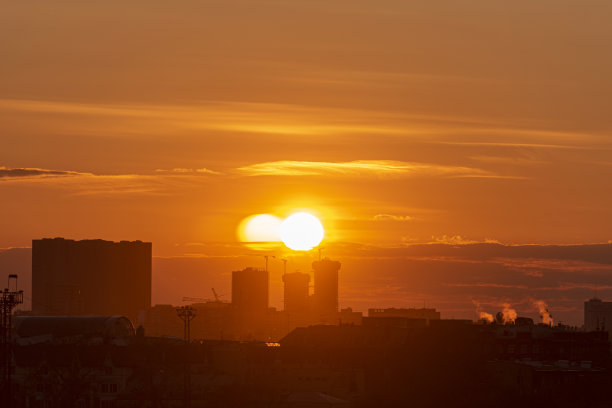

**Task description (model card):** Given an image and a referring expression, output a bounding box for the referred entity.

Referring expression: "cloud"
[430,235,501,245]
[0,166,88,180]
[235,160,497,178]
[155,168,222,175]
[446,282,529,289]
[469,155,546,166]
[0,166,173,196]
[438,141,603,150]
[2,98,608,151]
[0,165,224,196]
[373,214,414,221]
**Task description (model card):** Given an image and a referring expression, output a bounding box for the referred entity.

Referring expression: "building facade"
[32,238,152,322]
[584,297,612,332]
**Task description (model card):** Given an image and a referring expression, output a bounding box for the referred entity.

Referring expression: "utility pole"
[1,274,23,408]
[176,306,196,408]
[176,306,197,343]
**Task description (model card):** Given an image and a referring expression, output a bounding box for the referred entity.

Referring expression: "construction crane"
[263,255,275,272]
[281,258,287,275]
[211,288,220,302]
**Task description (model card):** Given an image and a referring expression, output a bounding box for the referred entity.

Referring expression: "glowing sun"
[238,211,325,251]
[238,214,283,242]
[279,212,324,251]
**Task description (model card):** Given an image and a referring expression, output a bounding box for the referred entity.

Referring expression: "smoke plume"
[533,299,554,326]
[479,312,494,323]
[501,303,517,323]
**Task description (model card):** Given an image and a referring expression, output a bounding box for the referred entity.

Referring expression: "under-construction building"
[283,272,310,314]
[313,259,341,320]
[31,238,151,322]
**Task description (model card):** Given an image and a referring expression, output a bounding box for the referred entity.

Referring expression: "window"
[110,384,118,393]
[101,383,109,393]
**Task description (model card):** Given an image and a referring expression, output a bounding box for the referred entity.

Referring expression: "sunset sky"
[2,1,612,325]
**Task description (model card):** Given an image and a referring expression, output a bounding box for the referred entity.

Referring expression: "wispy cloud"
[469,155,546,166]
[235,160,498,178]
[4,98,606,146]
[0,166,89,180]
[154,168,222,175]
[372,214,414,221]
[438,141,601,150]
[0,166,199,196]
[430,235,501,245]
[446,282,529,289]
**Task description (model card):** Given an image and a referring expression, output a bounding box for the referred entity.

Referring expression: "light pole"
[1,274,23,408]
[176,306,196,408]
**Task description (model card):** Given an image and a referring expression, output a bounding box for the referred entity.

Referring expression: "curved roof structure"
[12,316,135,339]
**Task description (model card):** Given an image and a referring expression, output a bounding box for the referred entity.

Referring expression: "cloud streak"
[0,166,89,180]
[235,160,499,178]
[154,168,223,175]
[0,166,194,196]
[373,214,414,221]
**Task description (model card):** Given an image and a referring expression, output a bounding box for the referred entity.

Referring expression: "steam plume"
[479,312,494,323]
[533,300,553,326]
[501,304,517,323]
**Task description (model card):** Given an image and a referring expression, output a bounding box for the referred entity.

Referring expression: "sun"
[238,214,283,242]
[279,212,324,251]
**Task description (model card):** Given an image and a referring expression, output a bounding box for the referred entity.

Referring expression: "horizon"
[3,239,612,326]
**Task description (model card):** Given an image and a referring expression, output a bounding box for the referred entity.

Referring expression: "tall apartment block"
[232,267,268,313]
[584,298,612,332]
[32,238,152,322]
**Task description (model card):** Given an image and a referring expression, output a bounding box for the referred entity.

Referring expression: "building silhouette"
[232,267,268,313]
[231,267,269,338]
[31,238,151,322]
[584,297,612,332]
[283,272,310,314]
[313,259,340,321]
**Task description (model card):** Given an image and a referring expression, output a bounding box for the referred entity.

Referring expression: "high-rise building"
[283,272,310,314]
[232,267,268,313]
[313,259,340,317]
[584,298,612,332]
[32,238,151,322]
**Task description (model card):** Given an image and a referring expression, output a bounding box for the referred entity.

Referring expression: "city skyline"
[2,238,612,327]
[3,2,612,406]
[2,2,612,329]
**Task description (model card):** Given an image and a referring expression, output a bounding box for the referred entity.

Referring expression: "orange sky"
[2,1,612,324]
